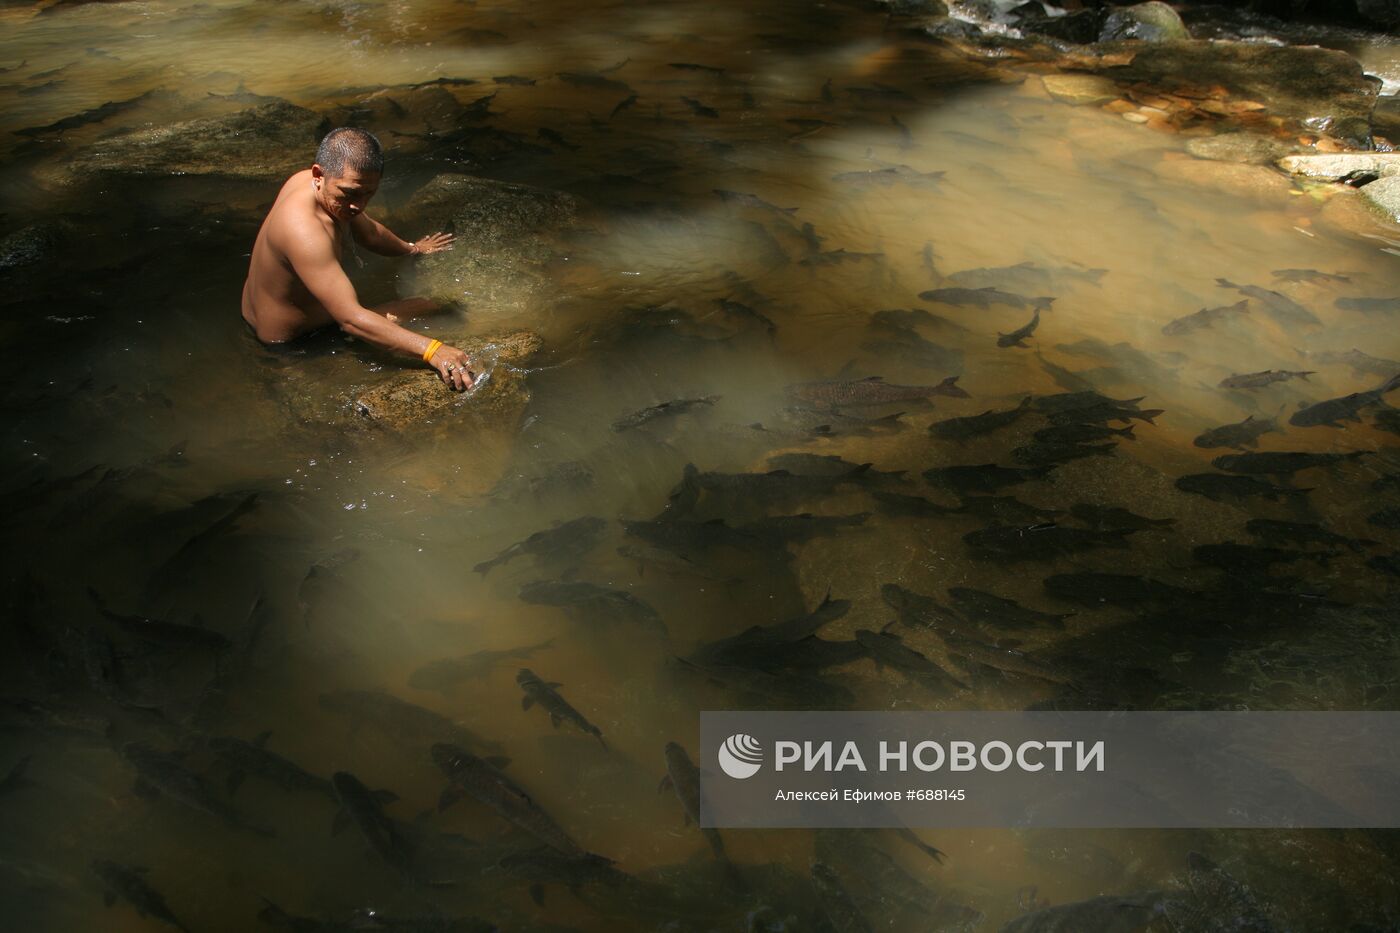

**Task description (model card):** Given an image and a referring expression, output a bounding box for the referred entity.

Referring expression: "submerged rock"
[0,223,65,271]
[1361,175,1400,223]
[53,101,325,182]
[394,174,580,316]
[1042,74,1120,106]
[1100,1,1190,42]
[1155,156,1295,203]
[1186,132,1293,165]
[1276,152,1400,180]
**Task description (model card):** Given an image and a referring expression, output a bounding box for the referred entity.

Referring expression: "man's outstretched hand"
[412,233,455,255]
[430,345,478,392]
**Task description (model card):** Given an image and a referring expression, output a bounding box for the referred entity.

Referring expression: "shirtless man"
[241,127,478,390]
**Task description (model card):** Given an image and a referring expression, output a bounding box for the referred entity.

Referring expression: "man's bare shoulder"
[267,172,334,259]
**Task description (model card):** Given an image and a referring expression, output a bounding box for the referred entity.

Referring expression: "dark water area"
[3,0,1400,930]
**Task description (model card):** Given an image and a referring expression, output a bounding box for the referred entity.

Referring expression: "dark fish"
[737,512,872,546]
[1193,415,1280,450]
[1010,441,1116,466]
[1245,518,1375,551]
[674,656,854,708]
[871,490,958,518]
[319,690,502,755]
[923,463,1053,495]
[1335,296,1400,314]
[15,89,156,136]
[799,249,885,266]
[713,189,797,214]
[1193,542,1335,573]
[881,584,964,631]
[1272,268,1349,284]
[681,96,718,118]
[517,669,606,747]
[832,167,904,187]
[408,638,554,693]
[774,406,909,437]
[1216,278,1320,327]
[1211,450,1366,475]
[1034,422,1135,444]
[494,75,536,85]
[891,113,914,148]
[473,517,606,576]
[947,261,1107,292]
[1042,572,1190,607]
[860,330,964,371]
[92,860,191,932]
[495,848,628,904]
[1161,299,1250,337]
[536,127,579,151]
[687,462,873,502]
[207,731,332,798]
[811,862,874,933]
[0,696,108,736]
[766,453,903,482]
[1289,373,1400,427]
[609,93,638,119]
[1046,402,1162,426]
[1296,347,1400,379]
[815,829,953,914]
[613,396,719,431]
[1175,473,1311,502]
[919,286,1054,312]
[715,298,777,334]
[690,594,851,667]
[669,62,725,75]
[432,743,582,855]
[1002,891,1166,932]
[556,72,632,93]
[948,588,1070,630]
[956,495,1064,524]
[660,742,725,858]
[119,743,274,837]
[714,635,867,673]
[330,772,417,880]
[518,581,666,637]
[787,117,838,134]
[1032,390,1144,413]
[963,523,1135,560]
[855,628,969,691]
[621,517,765,555]
[1370,507,1400,530]
[489,460,593,501]
[1369,554,1400,577]
[1070,504,1175,531]
[789,375,964,407]
[930,398,1033,440]
[998,309,1041,348]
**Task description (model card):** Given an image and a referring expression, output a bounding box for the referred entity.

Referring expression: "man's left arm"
[350,213,454,257]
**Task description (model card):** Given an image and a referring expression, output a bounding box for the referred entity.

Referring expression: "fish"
[715,298,777,334]
[1161,299,1250,337]
[669,62,725,75]
[494,848,629,905]
[1296,347,1400,379]
[788,375,966,407]
[1289,373,1400,427]
[207,731,332,799]
[854,628,969,692]
[948,588,1071,630]
[1369,554,1400,577]
[536,127,579,151]
[765,453,903,482]
[692,594,852,667]
[408,638,554,693]
[964,523,1136,561]
[318,690,502,755]
[1335,296,1400,314]
[880,584,964,634]
[947,261,1107,292]
[799,249,885,266]
[1193,415,1280,450]
[493,75,537,85]
[140,491,258,600]
[772,406,910,438]
[1211,450,1366,475]
[556,72,632,93]
[1002,891,1167,932]
[707,635,868,673]
[517,581,666,637]
[1272,268,1349,284]
[517,669,606,747]
[432,743,582,855]
[736,512,872,546]
[891,114,914,148]
[918,286,1054,312]
[937,629,1070,684]
[622,516,768,556]
[714,189,797,214]
[612,396,719,431]
[1011,441,1117,466]
[91,860,191,932]
[929,398,1035,440]
[833,165,943,189]
[473,516,606,575]
[609,93,638,119]
[681,96,719,118]
[1215,278,1320,327]
[811,862,874,933]
[330,772,418,881]
[1175,473,1311,502]
[860,330,964,371]
[1045,402,1162,426]
[489,460,593,501]
[923,463,1053,495]
[1032,390,1144,413]
[686,462,874,502]
[1193,542,1336,573]
[1070,504,1175,531]
[660,742,725,858]
[998,309,1041,348]
[957,495,1064,524]
[0,696,109,736]
[815,829,954,914]
[1034,422,1135,444]
[15,89,157,137]
[674,656,855,708]
[1369,507,1400,529]
[1042,572,1192,607]
[119,743,274,837]
[787,117,838,135]
[1245,518,1375,551]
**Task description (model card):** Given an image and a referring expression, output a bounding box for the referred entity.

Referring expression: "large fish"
[1289,373,1400,427]
[1215,278,1320,327]
[1175,474,1310,503]
[207,731,332,799]
[517,669,606,747]
[432,743,582,855]
[330,771,418,881]
[92,860,191,932]
[473,516,606,575]
[964,523,1135,560]
[919,286,1054,312]
[854,628,968,692]
[1161,299,1249,337]
[408,638,554,694]
[517,581,667,637]
[660,742,725,858]
[1218,369,1313,390]
[929,397,1033,440]
[948,587,1071,630]
[318,690,502,755]
[1192,414,1280,450]
[1211,450,1366,474]
[788,375,966,407]
[923,463,1054,494]
[612,396,719,431]
[1002,891,1167,932]
[120,743,274,837]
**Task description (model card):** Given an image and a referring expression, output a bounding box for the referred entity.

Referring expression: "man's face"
[311,165,380,222]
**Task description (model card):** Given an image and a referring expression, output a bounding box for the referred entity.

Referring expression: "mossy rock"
[1100,2,1190,42]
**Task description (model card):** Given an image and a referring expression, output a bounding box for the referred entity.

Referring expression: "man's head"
[311,127,383,221]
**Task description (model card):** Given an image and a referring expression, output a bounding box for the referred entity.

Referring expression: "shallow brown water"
[3,0,1400,930]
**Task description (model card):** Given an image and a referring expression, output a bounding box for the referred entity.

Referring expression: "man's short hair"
[315,127,384,177]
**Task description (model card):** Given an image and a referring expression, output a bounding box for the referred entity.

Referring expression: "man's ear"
[311,164,325,181]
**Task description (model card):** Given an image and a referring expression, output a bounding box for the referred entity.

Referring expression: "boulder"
[1017,8,1105,44]
[1042,74,1121,106]
[1186,132,1293,164]
[1361,175,1400,223]
[1276,152,1400,180]
[1099,2,1190,42]
[394,174,581,316]
[0,223,65,271]
[1373,95,1400,142]
[1155,156,1295,203]
[1102,41,1379,145]
[59,101,326,181]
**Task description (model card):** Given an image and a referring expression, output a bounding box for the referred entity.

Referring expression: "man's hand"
[412,233,455,255]
[430,345,477,391]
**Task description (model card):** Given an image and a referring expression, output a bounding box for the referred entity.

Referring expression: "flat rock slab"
[1277,153,1400,180]
[1042,74,1120,106]
[1361,176,1400,224]
[55,101,325,182]
[1155,157,1295,203]
[394,173,580,316]
[1186,132,1294,165]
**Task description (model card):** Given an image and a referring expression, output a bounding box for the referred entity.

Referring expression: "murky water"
[3,0,1400,930]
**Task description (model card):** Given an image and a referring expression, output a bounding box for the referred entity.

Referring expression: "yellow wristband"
[422,339,443,362]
